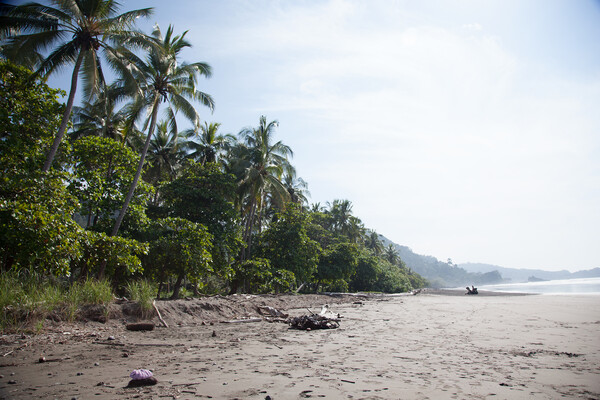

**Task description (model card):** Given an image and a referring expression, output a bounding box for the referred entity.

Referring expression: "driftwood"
[172,382,204,387]
[133,343,184,347]
[259,306,288,318]
[92,341,125,346]
[221,318,262,324]
[126,322,155,331]
[152,300,169,328]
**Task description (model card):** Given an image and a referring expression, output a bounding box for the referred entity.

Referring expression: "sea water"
[478,277,600,295]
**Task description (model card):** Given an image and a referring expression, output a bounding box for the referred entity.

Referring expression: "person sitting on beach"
[466,286,473,295]
[471,285,478,294]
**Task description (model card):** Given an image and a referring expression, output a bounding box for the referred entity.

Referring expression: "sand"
[1,292,599,399]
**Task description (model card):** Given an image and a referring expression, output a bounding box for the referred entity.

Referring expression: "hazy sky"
[46,0,600,271]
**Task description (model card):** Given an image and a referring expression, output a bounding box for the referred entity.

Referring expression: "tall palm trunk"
[240,198,257,261]
[111,95,160,237]
[97,96,160,279]
[42,50,85,172]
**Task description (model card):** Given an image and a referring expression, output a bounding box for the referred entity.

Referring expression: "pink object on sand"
[130,369,153,380]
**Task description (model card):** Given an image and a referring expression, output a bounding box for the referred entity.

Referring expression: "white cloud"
[462,23,483,31]
[190,0,600,270]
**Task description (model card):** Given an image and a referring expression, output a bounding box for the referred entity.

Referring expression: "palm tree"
[70,83,139,145]
[283,170,310,206]
[329,199,354,235]
[234,116,293,260]
[0,0,152,171]
[365,230,384,255]
[310,202,325,213]
[183,121,231,165]
[346,216,366,244]
[109,24,214,239]
[384,244,400,265]
[145,120,185,199]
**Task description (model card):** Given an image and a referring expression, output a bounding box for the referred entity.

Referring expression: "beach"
[1,292,599,399]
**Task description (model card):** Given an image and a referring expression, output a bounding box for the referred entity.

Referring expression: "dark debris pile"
[288,313,340,330]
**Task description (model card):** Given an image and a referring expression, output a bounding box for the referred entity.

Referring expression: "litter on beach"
[288,304,342,330]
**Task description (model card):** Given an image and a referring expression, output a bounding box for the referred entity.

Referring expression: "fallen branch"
[38,357,69,363]
[295,282,306,293]
[221,318,262,324]
[172,382,204,387]
[153,300,168,328]
[92,341,125,347]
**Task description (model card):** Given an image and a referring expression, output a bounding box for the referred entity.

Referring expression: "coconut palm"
[145,120,185,187]
[0,0,153,171]
[365,230,384,255]
[384,244,400,265]
[310,202,326,213]
[70,83,136,145]
[283,170,310,206]
[329,199,354,235]
[346,216,366,244]
[183,121,231,165]
[234,116,293,260]
[108,24,214,240]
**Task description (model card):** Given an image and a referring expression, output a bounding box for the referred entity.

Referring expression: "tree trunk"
[245,199,257,260]
[110,96,160,237]
[97,97,160,279]
[86,205,93,228]
[240,198,256,261]
[170,271,185,299]
[42,50,84,172]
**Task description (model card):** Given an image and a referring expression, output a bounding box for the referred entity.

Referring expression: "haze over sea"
[478,277,600,295]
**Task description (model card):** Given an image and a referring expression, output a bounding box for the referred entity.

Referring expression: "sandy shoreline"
[1,293,599,399]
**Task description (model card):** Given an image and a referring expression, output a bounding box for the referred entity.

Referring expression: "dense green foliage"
[0,1,428,330]
[0,62,82,274]
[256,204,320,285]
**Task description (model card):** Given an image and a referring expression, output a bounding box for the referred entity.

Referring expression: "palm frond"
[2,29,69,66]
[53,0,84,21]
[168,92,200,126]
[103,8,153,31]
[0,4,64,36]
[34,39,79,77]
[81,49,103,99]
[183,61,212,78]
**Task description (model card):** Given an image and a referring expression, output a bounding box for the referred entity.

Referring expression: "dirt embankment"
[137,293,367,325]
[2,293,368,339]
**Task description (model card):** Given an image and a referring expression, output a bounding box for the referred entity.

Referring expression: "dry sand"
[1,292,599,399]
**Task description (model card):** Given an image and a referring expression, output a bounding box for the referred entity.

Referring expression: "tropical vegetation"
[0,1,426,329]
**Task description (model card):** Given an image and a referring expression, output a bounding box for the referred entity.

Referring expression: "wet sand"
[1,293,599,399]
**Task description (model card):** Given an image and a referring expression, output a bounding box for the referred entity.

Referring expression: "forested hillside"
[460,263,600,283]
[378,237,503,288]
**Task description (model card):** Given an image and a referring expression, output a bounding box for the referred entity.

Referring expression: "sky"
[41,0,600,272]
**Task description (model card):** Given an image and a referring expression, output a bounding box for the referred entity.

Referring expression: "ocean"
[478,277,600,295]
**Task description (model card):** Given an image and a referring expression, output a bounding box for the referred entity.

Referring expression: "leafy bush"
[75,230,148,279]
